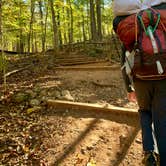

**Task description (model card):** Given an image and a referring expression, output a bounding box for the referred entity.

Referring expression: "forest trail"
[0,53,144,166]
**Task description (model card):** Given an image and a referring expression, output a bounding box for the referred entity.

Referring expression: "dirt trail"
[0,55,143,166]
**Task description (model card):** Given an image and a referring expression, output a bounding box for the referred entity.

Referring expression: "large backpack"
[132,8,166,79]
[113,3,166,51]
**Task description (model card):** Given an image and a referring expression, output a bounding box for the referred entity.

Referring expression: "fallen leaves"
[26,106,42,114]
[87,158,96,166]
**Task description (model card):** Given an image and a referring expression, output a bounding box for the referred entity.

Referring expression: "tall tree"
[38,0,45,53]
[62,0,67,44]
[82,9,86,41]
[96,0,102,40]
[90,0,97,41]
[56,2,62,46]
[27,0,35,54]
[49,0,59,55]
[0,0,2,44]
[67,0,74,44]
[17,0,25,53]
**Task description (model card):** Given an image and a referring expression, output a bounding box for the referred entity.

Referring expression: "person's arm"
[120,45,137,102]
[120,46,133,92]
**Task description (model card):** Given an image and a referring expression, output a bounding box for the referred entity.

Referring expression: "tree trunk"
[44,3,48,53]
[0,0,3,82]
[19,30,24,53]
[16,1,25,54]
[0,0,2,44]
[90,0,97,41]
[28,0,35,54]
[57,8,62,46]
[67,0,73,44]
[49,0,59,56]
[38,0,45,53]
[82,14,86,42]
[81,6,86,42]
[86,1,90,40]
[96,0,102,40]
[62,0,67,45]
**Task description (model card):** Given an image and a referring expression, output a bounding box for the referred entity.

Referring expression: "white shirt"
[113,0,165,16]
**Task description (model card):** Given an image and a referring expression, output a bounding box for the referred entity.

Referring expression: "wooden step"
[46,99,138,117]
[54,65,120,71]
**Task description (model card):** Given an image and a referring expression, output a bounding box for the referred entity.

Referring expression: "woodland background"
[0,1,143,165]
[0,0,115,55]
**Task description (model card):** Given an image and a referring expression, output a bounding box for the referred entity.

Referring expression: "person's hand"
[127,91,137,103]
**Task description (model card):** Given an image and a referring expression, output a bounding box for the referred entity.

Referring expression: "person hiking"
[121,46,160,166]
[113,1,166,166]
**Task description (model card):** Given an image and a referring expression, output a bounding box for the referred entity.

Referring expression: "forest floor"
[0,52,144,166]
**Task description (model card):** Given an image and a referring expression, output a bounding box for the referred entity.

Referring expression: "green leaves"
[0,0,114,51]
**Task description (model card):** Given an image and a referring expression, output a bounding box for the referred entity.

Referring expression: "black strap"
[154,30,163,54]
[137,11,144,65]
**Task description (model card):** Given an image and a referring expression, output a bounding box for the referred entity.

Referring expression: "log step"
[54,65,120,71]
[46,99,138,117]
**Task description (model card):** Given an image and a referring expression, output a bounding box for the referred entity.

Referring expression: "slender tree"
[90,0,97,41]
[49,0,59,55]
[38,0,45,53]
[0,0,2,42]
[0,0,3,83]
[56,4,62,46]
[67,0,74,44]
[27,0,35,54]
[96,0,102,40]
[17,1,25,53]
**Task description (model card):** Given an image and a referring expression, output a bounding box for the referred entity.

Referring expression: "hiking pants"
[134,79,166,166]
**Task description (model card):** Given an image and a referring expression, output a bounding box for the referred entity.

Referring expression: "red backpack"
[132,8,166,79]
[115,8,166,51]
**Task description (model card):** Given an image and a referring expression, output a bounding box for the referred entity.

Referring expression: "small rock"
[61,90,74,101]
[99,135,105,140]
[13,92,30,103]
[29,99,40,107]
[25,89,37,98]
[16,145,23,154]
[86,145,94,151]
[108,146,112,150]
[135,138,142,144]
[40,89,48,96]
[8,146,13,151]
[81,148,86,154]
[54,90,61,99]
[34,86,41,94]
[107,152,112,156]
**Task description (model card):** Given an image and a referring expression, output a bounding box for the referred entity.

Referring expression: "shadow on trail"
[51,118,99,166]
[44,107,139,127]
[112,125,140,166]
[40,107,140,166]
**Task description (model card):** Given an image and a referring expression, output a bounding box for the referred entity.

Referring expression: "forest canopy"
[0,0,114,54]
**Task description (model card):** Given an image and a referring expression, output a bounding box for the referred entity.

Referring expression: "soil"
[0,53,144,166]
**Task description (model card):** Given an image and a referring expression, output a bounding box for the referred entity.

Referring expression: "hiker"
[113,1,166,166]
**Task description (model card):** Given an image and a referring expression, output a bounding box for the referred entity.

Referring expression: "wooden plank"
[5,65,31,77]
[54,57,101,62]
[54,65,120,71]
[46,99,138,117]
[57,60,107,66]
